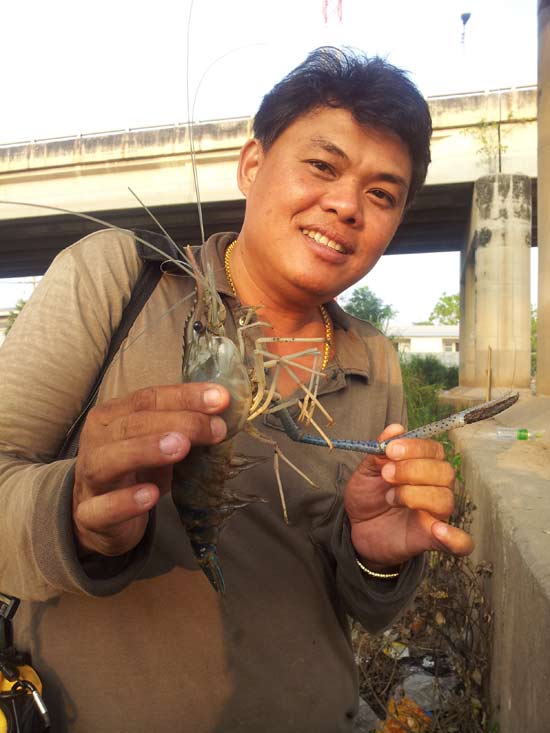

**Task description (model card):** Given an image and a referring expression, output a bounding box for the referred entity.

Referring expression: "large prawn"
[171,242,333,593]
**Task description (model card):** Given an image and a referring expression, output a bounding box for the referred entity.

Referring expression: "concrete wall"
[451,396,550,732]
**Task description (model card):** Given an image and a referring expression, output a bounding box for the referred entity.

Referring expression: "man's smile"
[300,227,351,254]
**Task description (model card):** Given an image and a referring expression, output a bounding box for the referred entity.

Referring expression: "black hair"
[253,47,432,205]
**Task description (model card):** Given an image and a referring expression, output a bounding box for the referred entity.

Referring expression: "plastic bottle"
[495,428,544,441]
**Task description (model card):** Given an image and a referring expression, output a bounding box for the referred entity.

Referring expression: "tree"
[341,286,397,333]
[4,299,27,336]
[428,292,460,326]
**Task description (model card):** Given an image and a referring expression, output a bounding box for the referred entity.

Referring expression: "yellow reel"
[0,665,44,733]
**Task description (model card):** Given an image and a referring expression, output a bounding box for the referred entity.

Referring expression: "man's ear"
[237,139,263,197]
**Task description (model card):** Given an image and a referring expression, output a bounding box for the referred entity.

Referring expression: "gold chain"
[224,239,238,298]
[224,240,332,371]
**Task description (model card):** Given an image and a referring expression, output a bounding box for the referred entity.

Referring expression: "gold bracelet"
[356,558,400,579]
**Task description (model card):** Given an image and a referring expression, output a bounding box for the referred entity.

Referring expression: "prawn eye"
[193,321,205,334]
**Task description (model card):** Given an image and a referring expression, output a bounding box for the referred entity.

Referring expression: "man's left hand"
[344,424,474,571]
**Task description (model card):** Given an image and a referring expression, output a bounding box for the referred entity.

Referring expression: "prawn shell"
[183,333,252,438]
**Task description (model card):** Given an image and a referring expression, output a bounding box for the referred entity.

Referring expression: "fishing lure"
[277,391,520,453]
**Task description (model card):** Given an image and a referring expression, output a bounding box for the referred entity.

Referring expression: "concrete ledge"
[451,395,550,732]
[440,385,534,408]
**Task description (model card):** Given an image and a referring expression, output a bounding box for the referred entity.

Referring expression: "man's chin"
[287,276,332,301]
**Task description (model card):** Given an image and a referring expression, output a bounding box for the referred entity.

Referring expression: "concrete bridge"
[0,86,537,277]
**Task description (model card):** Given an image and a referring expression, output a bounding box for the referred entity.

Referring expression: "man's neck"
[228,239,322,334]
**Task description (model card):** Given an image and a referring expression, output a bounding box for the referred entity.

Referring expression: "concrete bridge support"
[537,0,550,394]
[459,174,532,391]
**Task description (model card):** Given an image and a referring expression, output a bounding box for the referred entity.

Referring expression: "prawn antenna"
[186,0,206,245]
[127,186,189,263]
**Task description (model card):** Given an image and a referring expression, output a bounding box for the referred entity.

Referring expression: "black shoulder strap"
[0,592,19,651]
[57,230,174,460]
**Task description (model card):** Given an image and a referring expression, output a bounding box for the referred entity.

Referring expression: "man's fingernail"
[385,489,395,505]
[203,387,223,407]
[210,416,227,440]
[388,443,405,458]
[135,488,153,507]
[382,463,395,480]
[433,523,449,541]
[160,432,183,455]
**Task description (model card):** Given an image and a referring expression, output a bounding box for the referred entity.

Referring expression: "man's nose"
[320,181,363,226]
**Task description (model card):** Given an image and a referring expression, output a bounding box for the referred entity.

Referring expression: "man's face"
[237,106,412,304]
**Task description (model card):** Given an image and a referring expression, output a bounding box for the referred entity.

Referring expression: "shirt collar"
[326,301,371,381]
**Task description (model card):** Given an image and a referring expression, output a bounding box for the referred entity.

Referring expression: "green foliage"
[405,354,459,390]
[4,299,27,336]
[429,292,460,325]
[400,355,458,430]
[341,286,396,333]
[447,447,465,484]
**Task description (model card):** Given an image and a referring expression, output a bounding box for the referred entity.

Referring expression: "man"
[0,48,472,732]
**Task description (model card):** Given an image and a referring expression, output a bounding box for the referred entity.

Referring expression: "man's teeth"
[302,229,346,253]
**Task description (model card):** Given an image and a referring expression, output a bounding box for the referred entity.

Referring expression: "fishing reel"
[0,592,50,732]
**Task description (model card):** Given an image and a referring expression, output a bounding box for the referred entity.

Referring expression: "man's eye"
[370,189,396,206]
[309,160,334,174]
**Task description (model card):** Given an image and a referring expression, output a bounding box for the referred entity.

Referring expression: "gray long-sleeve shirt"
[0,230,423,732]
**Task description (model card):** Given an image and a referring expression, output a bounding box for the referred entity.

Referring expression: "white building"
[387,324,459,366]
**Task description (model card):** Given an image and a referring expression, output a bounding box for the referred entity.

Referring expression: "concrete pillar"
[537,0,550,394]
[461,174,532,389]
[459,246,476,386]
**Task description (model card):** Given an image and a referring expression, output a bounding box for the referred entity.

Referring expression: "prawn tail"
[177,497,264,595]
[190,533,226,595]
[172,444,267,593]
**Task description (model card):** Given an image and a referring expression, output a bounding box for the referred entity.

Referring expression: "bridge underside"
[0,181,538,277]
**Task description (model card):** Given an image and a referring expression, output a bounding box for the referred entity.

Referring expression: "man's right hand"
[72,383,230,558]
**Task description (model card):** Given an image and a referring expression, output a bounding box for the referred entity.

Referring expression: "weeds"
[399,355,457,430]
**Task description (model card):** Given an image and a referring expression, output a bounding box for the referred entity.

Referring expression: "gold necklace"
[224,240,332,371]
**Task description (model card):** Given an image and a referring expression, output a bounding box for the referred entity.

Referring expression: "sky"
[0,0,538,320]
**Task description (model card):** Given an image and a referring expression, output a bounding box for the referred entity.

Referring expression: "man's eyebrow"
[309,136,349,161]
[377,172,410,191]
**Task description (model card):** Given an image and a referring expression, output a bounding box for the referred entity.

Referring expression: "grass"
[399,355,457,431]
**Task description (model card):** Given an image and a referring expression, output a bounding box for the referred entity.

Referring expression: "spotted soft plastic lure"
[277,392,520,454]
